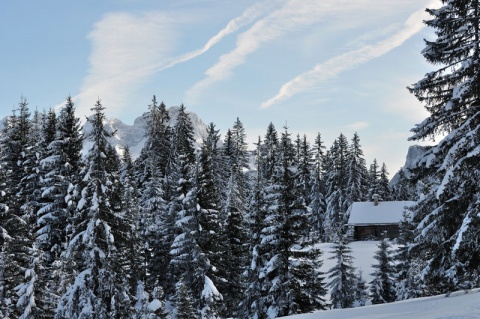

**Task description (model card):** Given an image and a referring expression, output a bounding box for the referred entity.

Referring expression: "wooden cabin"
[346,198,415,241]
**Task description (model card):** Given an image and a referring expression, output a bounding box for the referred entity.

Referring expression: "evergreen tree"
[295,134,313,212]
[407,0,480,293]
[241,137,268,319]
[175,278,198,319]
[140,167,170,294]
[196,123,226,317]
[327,233,357,309]
[55,99,130,318]
[257,126,327,317]
[353,271,368,307]
[377,163,392,201]
[119,147,148,309]
[41,97,84,303]
[346,132,369,203]
[323,134,349,241]
[309,133,326,240]
[136,98,174,295]
[0,159,10,318]
[221,119,249,317]
[168,105,221,316]
[135,96,172,187]
[0,98,36,317]
[367,159,380,200]
[369,237,396,304]
[14,106,48,319]
[394,210,422,301]
[260,122,278,181]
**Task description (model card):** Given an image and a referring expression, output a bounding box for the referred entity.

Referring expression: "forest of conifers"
[1,94,404,318]
[2,0,480,318]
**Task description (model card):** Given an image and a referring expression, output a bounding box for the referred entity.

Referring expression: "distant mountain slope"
[82,105,208,158]
[390,144,431,186]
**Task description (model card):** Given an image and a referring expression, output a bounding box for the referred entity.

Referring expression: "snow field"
[282,288,480,319]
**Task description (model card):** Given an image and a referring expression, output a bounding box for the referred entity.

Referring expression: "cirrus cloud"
[260,1,440,109]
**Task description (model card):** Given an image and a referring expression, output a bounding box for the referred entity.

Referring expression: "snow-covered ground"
[283,241,480,318]
[319,241,388,290]
[283,289,480,318]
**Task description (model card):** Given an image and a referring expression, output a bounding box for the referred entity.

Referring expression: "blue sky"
[0,0,440,173]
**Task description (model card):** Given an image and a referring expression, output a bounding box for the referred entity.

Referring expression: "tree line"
[2,0,480,316]
[0,95,403,318]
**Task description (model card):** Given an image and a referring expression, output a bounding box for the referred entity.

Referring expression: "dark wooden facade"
[353,224,399,241]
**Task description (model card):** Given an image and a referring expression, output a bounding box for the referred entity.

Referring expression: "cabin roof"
[347,201,415,226]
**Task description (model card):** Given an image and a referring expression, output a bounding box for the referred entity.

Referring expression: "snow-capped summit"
[82,106,209,158]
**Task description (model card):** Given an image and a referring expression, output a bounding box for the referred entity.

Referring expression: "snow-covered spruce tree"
[34,109,63,314]
[294,134,312,204]
[55,99,131,318]
[220,118,250,317]
[323,134,350,241]
[0,162,10,318]
[260,122,279,181]
[0,110,18,318]
[135,96,172,189]
[18,107,43,209]
[136,99,174,296]
[369,236,396,304]
[119,147,146,300]
[39,97,84,301]
[1,99,30,211]
[326,232,358,309]
[346,132,369,203]
[220,119,249,317]
[291,134,328,313]
[175,277,198,319]
[0,98,42,318]
[407,0,480,293]
[257,126,327,317]
[196,122,228,317]
[139,164,170,294]
[394,210,422,301]
[241,137,269,319]
[353,270,368,307]
[169,183,211,316]
[169,105,223,318]
[309,133,326,240]
[295,135,315,230]
[377,163,392,201]
[14,108,57,319]
[366,159,380,200]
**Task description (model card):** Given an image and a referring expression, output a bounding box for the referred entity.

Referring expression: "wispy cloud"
[74,11,179,119]
[260,1,438,109]
[186,0,356,103]
[73,1,276,119]
[344,121,370,131]
[185,0,423,104]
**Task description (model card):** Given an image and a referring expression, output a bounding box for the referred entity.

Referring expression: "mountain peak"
[81,106,208,158]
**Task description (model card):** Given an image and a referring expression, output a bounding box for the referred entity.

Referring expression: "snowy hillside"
[81,105,209,157]
[283,289,480,319]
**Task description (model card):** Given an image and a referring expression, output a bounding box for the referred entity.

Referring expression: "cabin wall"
[353,225,399,241]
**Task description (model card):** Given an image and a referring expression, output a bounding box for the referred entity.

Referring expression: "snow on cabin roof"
[347,201,415,225]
